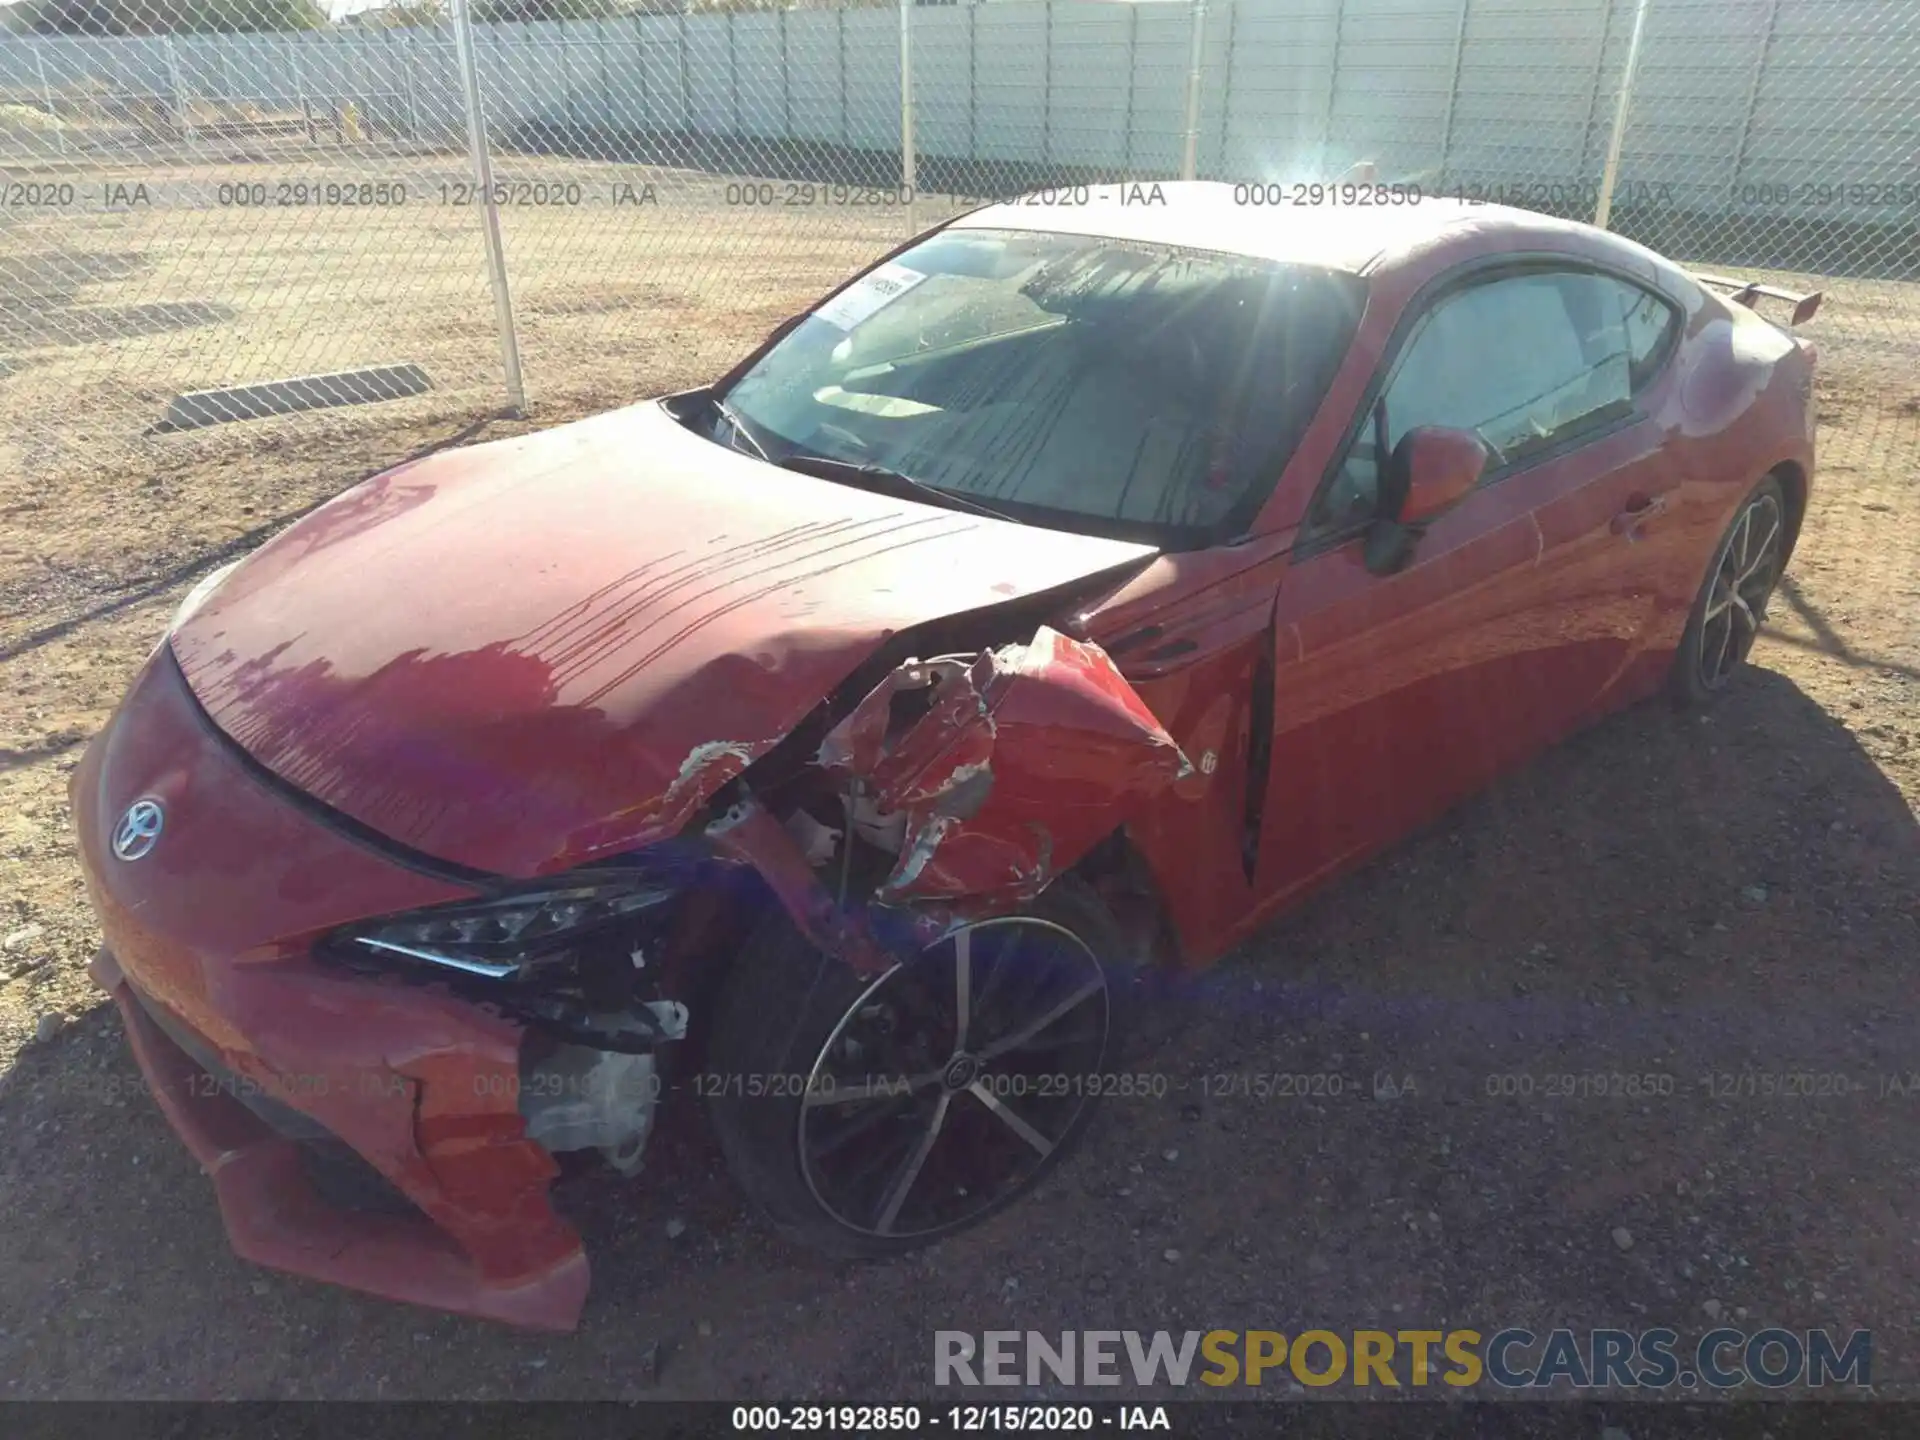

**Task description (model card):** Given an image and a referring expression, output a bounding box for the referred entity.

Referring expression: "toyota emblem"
[112,799,165,861]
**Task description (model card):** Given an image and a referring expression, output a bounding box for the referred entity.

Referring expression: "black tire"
[705,877,1135,1259]
[1671,474,1789,708]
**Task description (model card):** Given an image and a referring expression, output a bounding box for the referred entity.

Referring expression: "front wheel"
[705,879,1132,1258]
[1671,475,1788,707]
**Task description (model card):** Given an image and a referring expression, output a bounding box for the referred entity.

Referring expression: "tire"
[1671,474,1789,708]
[705,877,1135,1259]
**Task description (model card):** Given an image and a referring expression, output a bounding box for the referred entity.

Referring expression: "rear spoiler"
[1694,273,1823,327]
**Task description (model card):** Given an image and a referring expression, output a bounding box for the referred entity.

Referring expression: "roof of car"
[949,181,1608,277]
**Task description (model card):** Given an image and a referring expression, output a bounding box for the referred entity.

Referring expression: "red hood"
[171,401,1155,876]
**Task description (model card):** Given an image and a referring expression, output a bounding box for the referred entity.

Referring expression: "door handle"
[1610,493,1668,536]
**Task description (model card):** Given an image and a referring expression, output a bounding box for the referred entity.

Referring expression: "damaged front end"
[699,625,1191,971]
[77,615,1186,1332]
[298,623,1187,1235]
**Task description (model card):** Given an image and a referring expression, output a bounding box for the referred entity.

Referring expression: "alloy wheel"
[1698,491,1784,690]
[796,916,1111,1241]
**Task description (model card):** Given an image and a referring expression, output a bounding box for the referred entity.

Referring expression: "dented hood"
[171,401,1155,876]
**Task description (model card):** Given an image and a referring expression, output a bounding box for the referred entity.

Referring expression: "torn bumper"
[89,948,588,1329]
[71,649,589,1330]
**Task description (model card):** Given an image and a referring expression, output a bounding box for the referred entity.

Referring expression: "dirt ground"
[0,180,1916,1399]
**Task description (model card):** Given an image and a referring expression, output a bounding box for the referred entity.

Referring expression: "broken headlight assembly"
[325,873,695,1053]
[335,880,679,979]
[330,876,693,1177]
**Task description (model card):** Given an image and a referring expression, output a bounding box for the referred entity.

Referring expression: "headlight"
[168,559,241,634]
[336,879,677,979]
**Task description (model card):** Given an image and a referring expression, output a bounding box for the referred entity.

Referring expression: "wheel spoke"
[991,932,1074,1034]
[1730,593,1757,664]
[966,1082,1055,1157]
[834,1109,928,1195]
[807,1091,922,1160]
[1697,495,1786,690]
[1707,608,1735,683]
[1739,512,1779,584]
[805,1070,945,1107]
[952,927,973,1052]
[988,1020,1106,1054]
[969,925,1026,1024]
[976,976,1105,1062]
[875,1092,951,1234]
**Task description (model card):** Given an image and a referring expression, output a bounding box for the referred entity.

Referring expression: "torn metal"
[705,626,1190,965]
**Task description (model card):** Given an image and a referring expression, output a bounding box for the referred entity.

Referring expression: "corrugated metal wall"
[2,0,1912,225]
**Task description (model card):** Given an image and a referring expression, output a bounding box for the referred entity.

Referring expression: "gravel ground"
[0,215,1915,1400]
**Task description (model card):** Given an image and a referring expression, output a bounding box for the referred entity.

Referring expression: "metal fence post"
[289,36,311,144]
[1594,0,1654,230]
[900,0,917,232]
[1042,1,1052,168]
[728,11,740,137]
[34,45,65,156]
[400,30,421,140]
[597,19,610,135]
[451,0,527,416]
[635,15,651,132]
[164,35,195,144]
[680,11,693,136]
[1730,0,1783,194]
[1181,0,1208,181]
[1437,0,1471,185]
[968,2,978,169]
[1323,0,1345,166]
[1216,2,1236,178]
[561,21,576,136]
[780,8,792,141]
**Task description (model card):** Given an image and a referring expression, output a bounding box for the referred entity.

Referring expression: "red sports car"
[71,184,1819,1330]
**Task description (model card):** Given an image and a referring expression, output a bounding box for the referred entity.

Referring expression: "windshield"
[713,228,1366,545]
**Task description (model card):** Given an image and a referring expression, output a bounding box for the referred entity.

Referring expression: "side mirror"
[1362,427,1488,575]
[1394,426,1488,523]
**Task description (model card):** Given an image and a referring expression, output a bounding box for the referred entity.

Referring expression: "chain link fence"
[0,0,1915,496]
[1598,0,1920,488]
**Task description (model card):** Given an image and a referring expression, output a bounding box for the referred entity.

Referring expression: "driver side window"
[1311,268,1635,533]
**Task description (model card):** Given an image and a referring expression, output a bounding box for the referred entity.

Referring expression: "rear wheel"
[705,879,1131,1258]
[1672,475,1788,706]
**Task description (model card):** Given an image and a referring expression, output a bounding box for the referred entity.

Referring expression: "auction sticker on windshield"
[815,261,929,330]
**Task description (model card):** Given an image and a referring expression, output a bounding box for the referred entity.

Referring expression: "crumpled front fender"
[820,625,1191,915]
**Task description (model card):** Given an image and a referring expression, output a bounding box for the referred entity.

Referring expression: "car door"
[1251,263,1685,903]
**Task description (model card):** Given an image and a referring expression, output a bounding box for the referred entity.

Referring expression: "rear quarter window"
[1612,277,1682,391]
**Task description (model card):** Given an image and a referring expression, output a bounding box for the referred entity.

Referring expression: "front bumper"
[72,648,590,1330]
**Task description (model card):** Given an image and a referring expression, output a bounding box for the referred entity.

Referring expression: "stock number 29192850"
[218,181,407,207]
[730,1407,1103,1432]
[731,1407,923,1431]
[724,181,914,207]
